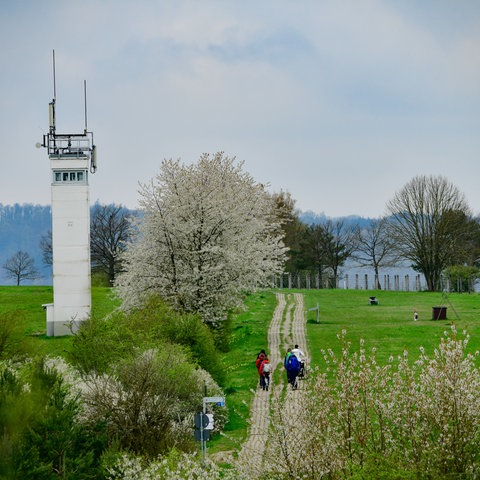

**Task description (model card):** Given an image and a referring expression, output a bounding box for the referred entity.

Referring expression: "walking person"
[255,349,267,389]
[285,352,301,390]
[291,344,307,378]
[259,356,272,391]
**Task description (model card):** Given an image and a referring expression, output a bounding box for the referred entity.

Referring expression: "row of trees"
[2,204,134,286]
[112,158,479,327]
[277,175,480,292]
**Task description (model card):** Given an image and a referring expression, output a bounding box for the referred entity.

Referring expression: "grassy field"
[0,286,121,357]
[2,286,479,454]
[301,289,480,367]
[211,288,480,452]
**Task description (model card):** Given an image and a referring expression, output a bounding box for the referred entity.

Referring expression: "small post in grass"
[308,303,320,323]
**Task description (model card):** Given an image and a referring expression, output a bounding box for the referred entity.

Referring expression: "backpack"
[262,362,271,374]
[286,354,300,372]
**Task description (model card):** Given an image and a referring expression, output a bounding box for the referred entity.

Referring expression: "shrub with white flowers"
[267,326,480,479]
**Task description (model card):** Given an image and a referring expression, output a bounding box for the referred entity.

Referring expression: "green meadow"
[0,286,120,357]
[302,289,480,366]
[1,286,479,453]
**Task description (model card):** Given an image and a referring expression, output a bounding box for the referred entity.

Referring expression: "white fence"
[271,272,424,291]
[270,272,478,292]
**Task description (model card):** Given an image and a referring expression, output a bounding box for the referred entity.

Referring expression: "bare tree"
[39,205,134,285]
[352,217,397,289]
[386,175,473,291]
[90,203,134,285]
[39,230,53,266]
[2,251,40,286]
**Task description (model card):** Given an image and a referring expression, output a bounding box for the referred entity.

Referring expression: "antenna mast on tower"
[39,49,97,173]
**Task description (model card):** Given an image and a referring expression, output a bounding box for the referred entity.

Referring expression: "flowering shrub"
[5,327,480,479]
[106,451,249,480]
[268,326,480,479]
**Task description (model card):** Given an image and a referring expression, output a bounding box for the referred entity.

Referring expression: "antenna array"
[39,49,97,174]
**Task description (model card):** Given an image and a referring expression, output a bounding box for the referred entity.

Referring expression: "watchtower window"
[53,170,87,184]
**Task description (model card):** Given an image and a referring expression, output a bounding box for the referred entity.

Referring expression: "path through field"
[236,292,307,475]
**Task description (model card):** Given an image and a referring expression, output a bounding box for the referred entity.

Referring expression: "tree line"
[275,175,480,293]
[4,172,479,298]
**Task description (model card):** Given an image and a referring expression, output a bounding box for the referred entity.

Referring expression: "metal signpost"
[195,395,226,461]
[308,303,320,323]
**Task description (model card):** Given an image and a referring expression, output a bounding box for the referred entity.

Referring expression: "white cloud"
[1,0,479,217]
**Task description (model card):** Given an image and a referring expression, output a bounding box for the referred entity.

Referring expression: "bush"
[0,359,107,479]
[68,296,225,384]
[129,296,225,383]
[81,346,205,457]
[267,327,480,479]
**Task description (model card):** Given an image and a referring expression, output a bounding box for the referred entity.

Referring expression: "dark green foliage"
[67,312,136,374]
[0,360,107,479]
[443,265,480,293]
[129,296,225,383]
[68,295,225,383]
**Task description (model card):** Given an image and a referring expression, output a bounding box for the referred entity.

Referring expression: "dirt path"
[236,292,307,474]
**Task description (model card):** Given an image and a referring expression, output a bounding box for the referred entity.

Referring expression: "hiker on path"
[291,344,307,377]
[258,356,272,391]
[256,350,266,369]
[285,351,301,390]
[255,349,267,388]
[291,344,306,363]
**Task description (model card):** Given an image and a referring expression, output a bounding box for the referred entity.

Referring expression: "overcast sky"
[1,0,479,218]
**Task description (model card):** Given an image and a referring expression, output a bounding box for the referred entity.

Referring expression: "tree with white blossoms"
[116,152,286,325]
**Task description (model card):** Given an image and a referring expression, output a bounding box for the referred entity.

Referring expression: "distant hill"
[299,210,374,229]
[0,204,375,286]
[0,204,52,285]
[0,203,140,286]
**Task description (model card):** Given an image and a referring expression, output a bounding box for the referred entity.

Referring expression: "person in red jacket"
[255,349,266,371]
[258,356,272,391]
[255,349,267,389]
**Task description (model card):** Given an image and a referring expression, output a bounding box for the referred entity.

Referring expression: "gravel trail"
[236,292,307,474]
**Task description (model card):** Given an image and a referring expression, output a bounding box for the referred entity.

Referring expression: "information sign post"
[195,394,226,461]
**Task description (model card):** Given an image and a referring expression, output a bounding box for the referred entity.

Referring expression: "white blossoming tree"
[116,152,286,325]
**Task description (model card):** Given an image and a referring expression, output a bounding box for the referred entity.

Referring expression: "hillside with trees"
[0,204,52,284]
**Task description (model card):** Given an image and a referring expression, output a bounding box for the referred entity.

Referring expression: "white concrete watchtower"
[39,51,97,336]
